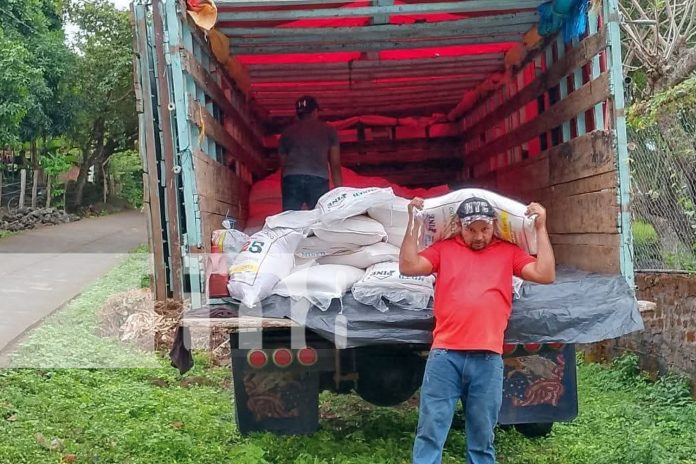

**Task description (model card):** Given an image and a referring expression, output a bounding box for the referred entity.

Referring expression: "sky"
[65,0,131,45]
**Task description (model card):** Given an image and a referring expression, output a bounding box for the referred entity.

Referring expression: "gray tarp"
[171,268,643,373]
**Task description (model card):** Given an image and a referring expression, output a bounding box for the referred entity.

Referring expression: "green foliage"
[0,29,43,146]
[4,252,696,464]
[0,0,74,146]
[633,220,661,266]
[109,150,144,208]
[628,74,696,129]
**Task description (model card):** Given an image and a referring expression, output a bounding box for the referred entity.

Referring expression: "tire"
[354,349,425,407]
[514,422,554,438]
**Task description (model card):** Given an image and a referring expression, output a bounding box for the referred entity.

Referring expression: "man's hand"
[408,197,425,218]
[526,202,547,230]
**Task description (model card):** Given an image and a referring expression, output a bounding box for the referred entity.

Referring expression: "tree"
[0,0,70,147]
[66,0,137,207]
[620,0,696,98]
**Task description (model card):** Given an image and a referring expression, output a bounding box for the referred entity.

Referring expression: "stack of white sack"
[368,188,538,254]
[244,168,449,235]
[211,228,249,267]
[227,227,304,307]
[351,262,435,312]
[227,186,530,309]
[273,264,365,311]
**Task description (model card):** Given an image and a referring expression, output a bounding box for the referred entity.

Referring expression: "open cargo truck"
[132,0,635,436]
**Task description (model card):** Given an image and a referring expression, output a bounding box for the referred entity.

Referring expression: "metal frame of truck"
[132,0,634,437]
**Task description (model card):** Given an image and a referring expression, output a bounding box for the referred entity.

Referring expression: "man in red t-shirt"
[400,196,556,464]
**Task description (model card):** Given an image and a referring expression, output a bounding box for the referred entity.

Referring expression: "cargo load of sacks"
[225,186,537,310]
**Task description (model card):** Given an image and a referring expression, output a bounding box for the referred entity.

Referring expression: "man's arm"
[329,145,342,187]
[520,202,556,284]
[399,197,434,276]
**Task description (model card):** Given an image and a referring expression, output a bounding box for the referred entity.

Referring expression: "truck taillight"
[297,347,318,366]
[503,344,517,355]
[272,348,293,367]
[247,350,268,368]
[523,343,542,353]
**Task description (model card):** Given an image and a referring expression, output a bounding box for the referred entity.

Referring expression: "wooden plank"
[231,33,524,55]
[187,98,268,176]
[552,242,620,273]
[253,80,479,94]
[267,101,459,118]
[224,13,537,42]
[181,49,265,155]
[218,0,341,6]
[549,130,614,185]
[249,62,502,78]
[466,72,611,166]
[198,195,244,218]
[153,0,183,299]
[496,156,549,196]
[257,93,463,107]
[477,130,614,188]
[462,27,607,140]
[192,149,249,202]
[251,67,499,83]
[183,316,299,330]
[133,3,167,300]
[545,189,618,234]
[216,0,540,21]
[550,233,621,246]
[358,167,461,186]
[545,171,617,198]
[224,13,536,38]
[342,146,461,166]
[247,53,504,72]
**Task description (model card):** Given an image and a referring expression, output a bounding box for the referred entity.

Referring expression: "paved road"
[0,211,147,358]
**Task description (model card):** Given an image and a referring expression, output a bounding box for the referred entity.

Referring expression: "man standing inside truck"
[278,95,342,211]
[400,196,556,464]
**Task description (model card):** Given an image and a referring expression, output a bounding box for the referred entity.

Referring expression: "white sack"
[227,228,304,307]
[265,209,320,231]
[367,197,410,246]
[211,228,250,271]
[318,242,400,269]
[295,235,359,260]
[312,215,387,246]
[419,189,537,254]
[273,264,365,311]
[317,187,395,224]
[513,276,524,300]
[352,262,435,312]
[211,228,249,254]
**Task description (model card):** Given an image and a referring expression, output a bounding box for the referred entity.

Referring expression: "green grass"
[0,230,19,239]
[1,249,696,463]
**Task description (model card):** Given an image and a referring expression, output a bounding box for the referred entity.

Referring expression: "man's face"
[459,219,495,250]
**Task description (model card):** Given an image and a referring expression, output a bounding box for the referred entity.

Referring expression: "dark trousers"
[281,174,330,211]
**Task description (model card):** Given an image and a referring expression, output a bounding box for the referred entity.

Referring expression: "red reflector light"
[273,348,293,367]
[503,344,517,355]
[523,343,542,353]
[247,350,268,368]
[297,347,318,366]
[548,343,565,350]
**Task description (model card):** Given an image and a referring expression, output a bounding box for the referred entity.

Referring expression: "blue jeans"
[413,349,504,464]
[282,174,330,211]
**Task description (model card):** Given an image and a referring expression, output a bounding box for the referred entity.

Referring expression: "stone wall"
[613,272,696,382]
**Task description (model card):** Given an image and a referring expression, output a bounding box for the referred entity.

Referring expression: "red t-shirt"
[419,237,536,353]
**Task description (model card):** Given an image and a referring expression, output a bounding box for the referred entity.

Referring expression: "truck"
[132,0,636,437]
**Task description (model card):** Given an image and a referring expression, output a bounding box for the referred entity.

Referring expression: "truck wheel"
[514,422,554,438]
[354,350,424,407]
